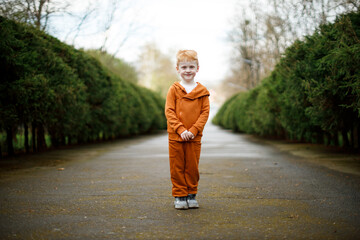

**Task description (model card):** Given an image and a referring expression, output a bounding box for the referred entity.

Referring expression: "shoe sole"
[175,206,189,210]
[174,203,189,210]
[187,200,199,209]
[188,205,199,209]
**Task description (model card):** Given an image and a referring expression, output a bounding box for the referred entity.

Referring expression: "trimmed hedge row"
[213,11,360,149]
[0,17,166,157]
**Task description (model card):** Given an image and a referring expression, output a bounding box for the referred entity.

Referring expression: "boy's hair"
[176,50,198,66]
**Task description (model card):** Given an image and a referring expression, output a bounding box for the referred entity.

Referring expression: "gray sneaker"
[174,197,188,210]
[187,194,199,209]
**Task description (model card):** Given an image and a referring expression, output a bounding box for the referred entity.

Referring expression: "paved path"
[1,123,360,239]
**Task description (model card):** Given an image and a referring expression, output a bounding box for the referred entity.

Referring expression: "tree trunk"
[24,123,29,153]
[316,131,324,144]
[37,124,46,151]
[358,125,360,151]
[61,135,66,146]
[6,126,14,156]
[354,123,359,150]
[32,122,36,152]
[341,130,350,148]
[77,136,84,144]
[51,134,59,148]
[333,132,339,146]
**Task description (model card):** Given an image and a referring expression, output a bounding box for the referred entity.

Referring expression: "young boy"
[165,50,210,210]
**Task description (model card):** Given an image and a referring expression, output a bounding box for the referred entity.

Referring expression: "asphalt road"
[0,123,360,239]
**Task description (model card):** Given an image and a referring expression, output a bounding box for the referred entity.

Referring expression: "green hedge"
[0,17,166,157]
[213,11,360,149]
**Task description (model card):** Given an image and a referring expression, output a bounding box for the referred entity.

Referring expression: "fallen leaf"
[288,214,299,219]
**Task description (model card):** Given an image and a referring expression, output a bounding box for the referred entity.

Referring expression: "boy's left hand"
[188,131,194,140]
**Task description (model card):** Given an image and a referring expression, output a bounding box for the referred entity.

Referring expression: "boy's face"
[176,61,199,83]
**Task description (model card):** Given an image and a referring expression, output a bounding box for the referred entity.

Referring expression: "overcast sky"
[52,0,242,87]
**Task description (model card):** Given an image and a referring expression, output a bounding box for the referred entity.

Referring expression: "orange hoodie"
[165,82,210,142]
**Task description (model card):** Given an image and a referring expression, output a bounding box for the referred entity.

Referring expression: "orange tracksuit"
[165,82,210,197]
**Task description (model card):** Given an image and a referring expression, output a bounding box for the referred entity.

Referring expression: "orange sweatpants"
[168,140,202,197]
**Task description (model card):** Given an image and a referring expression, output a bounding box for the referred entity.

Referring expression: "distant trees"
[222,0,360,99]
[213,11,360,150]
[86,49,139,84]
[137,43,178,98]
[0,17,166,157]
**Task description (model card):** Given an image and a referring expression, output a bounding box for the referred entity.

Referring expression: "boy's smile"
[177,61,199,83]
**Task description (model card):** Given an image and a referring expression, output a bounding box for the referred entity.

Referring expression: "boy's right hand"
[180,130,189,141]
[180,130,194,141]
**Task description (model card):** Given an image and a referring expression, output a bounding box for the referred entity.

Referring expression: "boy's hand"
[188,131,195,140]
[180,130,190,141]
[180,130,194,141]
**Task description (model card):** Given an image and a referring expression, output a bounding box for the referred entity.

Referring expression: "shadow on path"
[0,123,360,239]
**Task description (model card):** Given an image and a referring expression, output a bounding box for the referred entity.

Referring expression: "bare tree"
[227,7,264,92]
[222,0,359,98]
[99,0,118,52]
[0,0,70,31]
[62,3,96,45]
[95,0,145,57]
[62,0,145,58]
[283,0,359,37]
[1,0,147,59]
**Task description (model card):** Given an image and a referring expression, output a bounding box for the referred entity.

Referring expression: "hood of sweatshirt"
[173,82,210,100]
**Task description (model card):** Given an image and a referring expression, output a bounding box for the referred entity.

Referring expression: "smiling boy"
[165,50,210,210]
